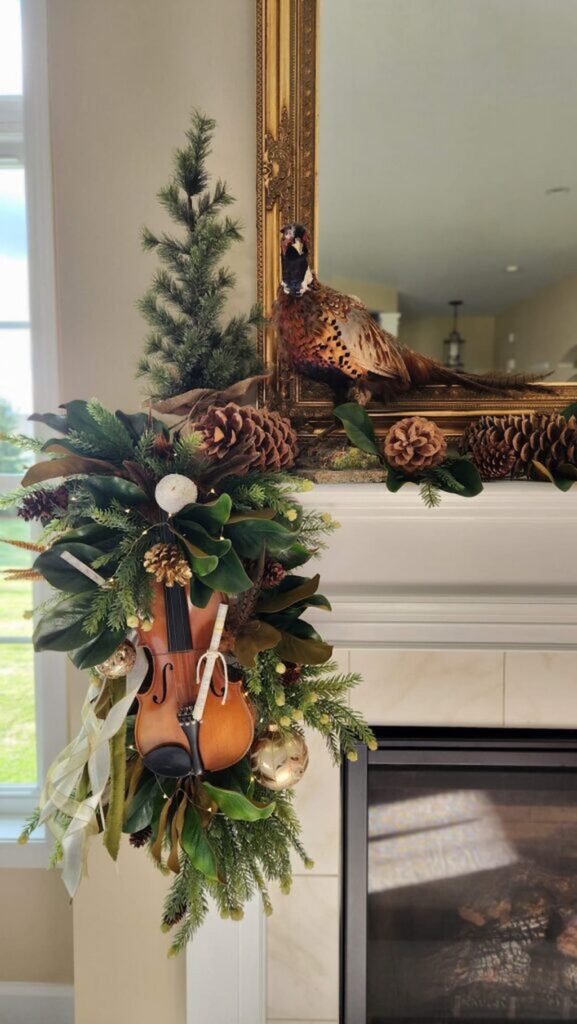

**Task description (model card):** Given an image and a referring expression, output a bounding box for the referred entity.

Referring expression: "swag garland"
[334,400,577,507]
[4,112,374,955]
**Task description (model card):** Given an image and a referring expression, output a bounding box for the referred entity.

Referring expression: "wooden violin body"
[135,583,255,778]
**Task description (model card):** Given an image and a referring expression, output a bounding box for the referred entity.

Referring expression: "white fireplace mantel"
[187,481,577,1024]
[301,481,577,649]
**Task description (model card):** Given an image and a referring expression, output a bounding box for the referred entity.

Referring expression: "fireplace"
[342,728,577,1024]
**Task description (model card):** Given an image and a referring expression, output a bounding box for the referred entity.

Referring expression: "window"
[0,0,66,859]
[0,0,36,794]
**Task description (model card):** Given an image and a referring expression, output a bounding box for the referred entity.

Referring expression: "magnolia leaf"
[200,548,252,595]
[29,411,69,434]
[226,508,277,523]
[333,402,380,457]
[81,475,148,508]
[277,542,314,570]
[115,410,168,440]
[71,628,126,670]
[532,460,575,491]
[33,595,94,652]
[561,402,577,421]
[22,455,118,487]
[532,460,556,483]
[443,458,484,498]
[177,493,232,532]
[176,520,231,558]
[42,438,95,457]
[189,576,213,608]
[256,574,320,614]
[273,618,333,665]
[50,524,118,550]
[149,374,270,418]
[202,782,275,822]
[34,543,106,593]
[180,803,218,880]
[235,620,281,667]
[385,463,410,492]
[224,517,296,559]
[175,533,219,577]
[123,775,158,833]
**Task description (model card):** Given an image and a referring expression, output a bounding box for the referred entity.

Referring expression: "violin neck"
[159,523,193,652]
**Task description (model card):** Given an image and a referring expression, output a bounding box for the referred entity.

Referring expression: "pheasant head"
[280,223,314,297]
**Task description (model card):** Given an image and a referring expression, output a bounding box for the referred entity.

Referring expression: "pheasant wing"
[319,289,410,384]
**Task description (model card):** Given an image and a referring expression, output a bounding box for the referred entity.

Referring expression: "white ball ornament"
[154,474,198,516]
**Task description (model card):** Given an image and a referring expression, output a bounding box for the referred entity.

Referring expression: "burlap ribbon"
[39,644,149,897]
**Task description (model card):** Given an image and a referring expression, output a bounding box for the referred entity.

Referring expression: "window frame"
[0,0,67,867]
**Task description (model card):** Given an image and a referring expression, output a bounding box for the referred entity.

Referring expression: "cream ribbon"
[39,643,149,897]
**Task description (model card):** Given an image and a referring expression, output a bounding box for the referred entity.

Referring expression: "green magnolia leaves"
[532,460,577,491]
[177,493,232,532]
[333,402,379,456]
[80,475,148,508]
[34,543,109,593]
[256,574,322,614]
[202,782,275,822]
[224,516,297,559]
[21,454,117,487]
[71,628,127,670]
[33,594,95,652]
[180,804,218,881]
[123,775,159,834]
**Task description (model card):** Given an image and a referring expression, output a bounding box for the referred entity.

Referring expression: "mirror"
[318,0,577,382]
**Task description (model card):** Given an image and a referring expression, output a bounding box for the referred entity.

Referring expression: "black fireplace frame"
[341,726,577,1024]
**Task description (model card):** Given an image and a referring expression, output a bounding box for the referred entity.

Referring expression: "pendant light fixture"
[443,300,466,370]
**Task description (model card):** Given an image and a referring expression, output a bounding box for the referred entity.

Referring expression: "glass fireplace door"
[342,729,577,1024]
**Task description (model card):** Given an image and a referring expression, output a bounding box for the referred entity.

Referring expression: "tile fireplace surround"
[187,482,577,1024]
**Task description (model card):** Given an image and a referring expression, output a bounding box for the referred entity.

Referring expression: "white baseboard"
[0,982,73,1024]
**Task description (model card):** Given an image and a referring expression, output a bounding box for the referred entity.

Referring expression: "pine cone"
[143,542,192,587]
[469,436,516,480]
[461,412,577,478]
[18,485,69,523]
[261,560,287,589]
[282,663,302,686]
[195,403,298,477]
[151,433,174,462]
[129,826,152,848]
[384,416,447,475]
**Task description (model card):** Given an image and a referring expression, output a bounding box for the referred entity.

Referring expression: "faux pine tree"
[137,110,263,399]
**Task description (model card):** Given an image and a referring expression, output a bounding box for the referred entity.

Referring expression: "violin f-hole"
[153,661,173,705]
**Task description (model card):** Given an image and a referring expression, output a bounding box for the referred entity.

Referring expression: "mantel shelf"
[297,481,577,649]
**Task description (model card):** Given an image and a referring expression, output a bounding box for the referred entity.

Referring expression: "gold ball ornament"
[250,725,309,791]
[95,639,137,679]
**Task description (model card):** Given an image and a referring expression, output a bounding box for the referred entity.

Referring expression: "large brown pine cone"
[469,436,516,480]
[383,416,447,475]
[461,412,577,478]
[195,403,298,476]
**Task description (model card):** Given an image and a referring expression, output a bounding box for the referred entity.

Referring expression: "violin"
[134,575,255,779]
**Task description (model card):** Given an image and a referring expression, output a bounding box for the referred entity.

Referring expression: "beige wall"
[0,0,256,1017]
[398,313,496,373]
[0,869,73,983]
[495,273,577,378]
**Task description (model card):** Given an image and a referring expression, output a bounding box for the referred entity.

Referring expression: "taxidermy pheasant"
[273,224,548,406]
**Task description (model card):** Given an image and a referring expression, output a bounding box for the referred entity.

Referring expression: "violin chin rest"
[143,744,192,779]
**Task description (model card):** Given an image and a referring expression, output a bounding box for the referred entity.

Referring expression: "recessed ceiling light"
[545,186,571,195]
[506,264,520,273]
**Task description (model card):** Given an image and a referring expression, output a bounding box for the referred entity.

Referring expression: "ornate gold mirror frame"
[256,0,577,459]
